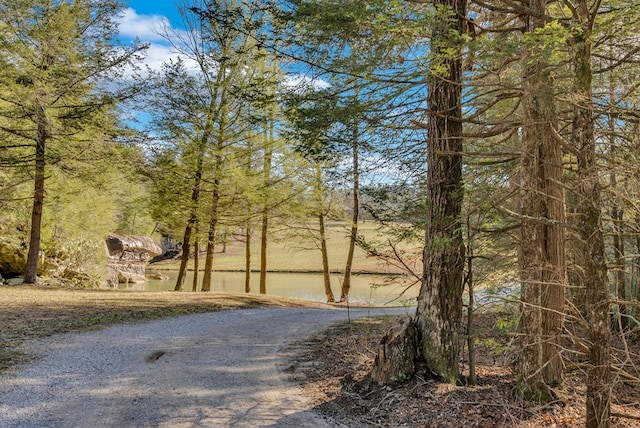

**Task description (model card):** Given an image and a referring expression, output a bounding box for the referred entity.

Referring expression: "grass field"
[155,222,421,275]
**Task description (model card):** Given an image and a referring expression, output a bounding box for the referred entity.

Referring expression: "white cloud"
[116,8,199,75]
[143,43,200,73]
[118,8,170,42]
[283,73,330,92]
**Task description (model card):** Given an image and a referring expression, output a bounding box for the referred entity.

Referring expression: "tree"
[0,0,145,284]
[283,0,415,303]
[284,88,341,302]
[339,84,362,303]
[516,14,567,399]
[412,0,468,383]
[149,0,265,293]
[286,0,469,382]
[147,58,211,292]
[258,65,276,295]
[567,0,612,423]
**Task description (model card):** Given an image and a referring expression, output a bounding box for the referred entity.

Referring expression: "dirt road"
[0,306,411,427]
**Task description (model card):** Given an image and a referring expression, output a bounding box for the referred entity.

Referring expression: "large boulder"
[105,235,162,286]
[0,238,26,278]
[105,235,162,258]
[117,271,147,284]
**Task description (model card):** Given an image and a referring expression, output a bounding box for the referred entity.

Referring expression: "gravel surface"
[0,306,412,427]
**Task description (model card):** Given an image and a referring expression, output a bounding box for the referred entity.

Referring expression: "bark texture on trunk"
[466,241,476,386]
[319,212,335,302]
[517,0,566,399]
[636,216,640,325]
[313,165,334,302]
[176,113,209,291]
[341,122,359,302]
[609,131,627,330]
[201,173,220,293]
[570,8,611,426]
[201,113,225,293]
[259,146,272,295]
[24,90,50,284]
[611,194,627,330]
[259,210,268,294]
[196,53,228,293]
[191,237,199,292]
[175,224,193,291]
[371,318,418,385]
[245,225,251,293]
[413,0,467,384]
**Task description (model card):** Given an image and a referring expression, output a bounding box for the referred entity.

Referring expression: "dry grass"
[4,284,640,426]
[0,284,332,372]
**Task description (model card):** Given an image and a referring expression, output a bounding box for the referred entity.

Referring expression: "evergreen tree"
[0,0,146,283]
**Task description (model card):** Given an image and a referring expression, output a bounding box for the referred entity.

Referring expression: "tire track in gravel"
[0,306,412,427]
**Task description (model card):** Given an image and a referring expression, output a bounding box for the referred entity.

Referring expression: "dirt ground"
[3,285,640,427]
[0,284,331,372]
[286,313,640,427]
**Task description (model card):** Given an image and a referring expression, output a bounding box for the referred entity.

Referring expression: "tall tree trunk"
[633,125,640,327]
[244,134,255,294]
[466,223,476,386]
[245,224,251,293]
[413,0,467,384]
[201,169,220,293]
[176,90,215,291]
[24,93,49,284]
[201,109,225,294]
[258,51,277,296]
[516,0,566,399]
[259,145,272,295]
[636,217,640,325]
[611,186,627,330]
[259,212,268,294]
[570,5,611,425]
[609,116,628,330]
[200,58,230,293]
[341,122,359,302]
[315,163,335,302]
[319,212,335,303]
[175,224,193,291]
[191,235,199,292]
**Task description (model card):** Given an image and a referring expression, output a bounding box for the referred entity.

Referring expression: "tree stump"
[371,317,418,385]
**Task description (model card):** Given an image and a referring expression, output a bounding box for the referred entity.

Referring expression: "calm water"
[120,270,419,306]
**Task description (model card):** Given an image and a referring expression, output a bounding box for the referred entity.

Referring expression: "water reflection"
[122,270,418,306]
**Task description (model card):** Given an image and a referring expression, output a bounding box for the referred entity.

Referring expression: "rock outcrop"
[0,238,26,278]
[105,235,162,286]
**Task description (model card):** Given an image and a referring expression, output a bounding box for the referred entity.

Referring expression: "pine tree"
[0,0,145,283]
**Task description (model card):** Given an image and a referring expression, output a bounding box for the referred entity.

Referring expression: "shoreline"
[147,264,408,276]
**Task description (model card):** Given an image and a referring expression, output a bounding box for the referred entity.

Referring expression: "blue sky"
[117,1,190,72]
[116,2,322,87]
[117,1,402,182]
[126,0,179,20]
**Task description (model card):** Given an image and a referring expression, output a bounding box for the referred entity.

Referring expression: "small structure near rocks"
[105,235,162,286]
[149,234,182,263]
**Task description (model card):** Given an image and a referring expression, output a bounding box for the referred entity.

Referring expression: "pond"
[121,270,419,306]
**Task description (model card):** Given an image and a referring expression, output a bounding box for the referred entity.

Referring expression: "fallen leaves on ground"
[287,314,640,427]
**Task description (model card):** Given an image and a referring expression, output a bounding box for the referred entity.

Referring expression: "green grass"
[156,222,419,274]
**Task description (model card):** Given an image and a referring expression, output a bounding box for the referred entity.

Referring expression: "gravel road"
[0,306,412,427]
